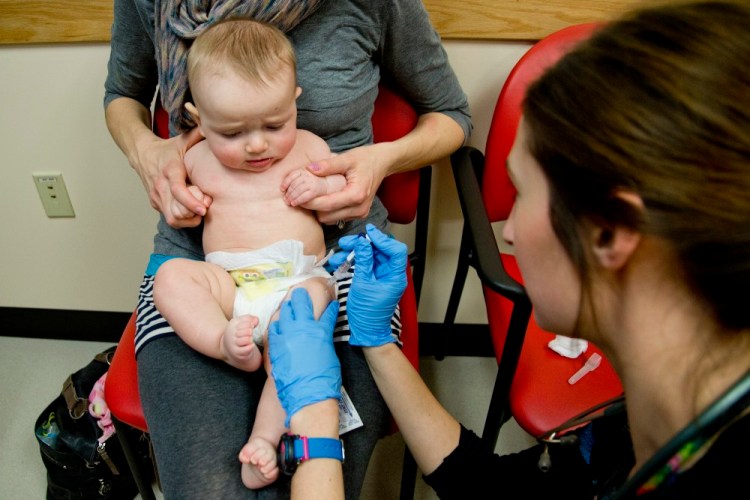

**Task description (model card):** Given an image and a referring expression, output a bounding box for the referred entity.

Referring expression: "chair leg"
[481,299,532,451]
[399,447,418,500]
[112,417,157,500]
[411,167,433,307]
[440,229,471,360]
[481,369,512,452]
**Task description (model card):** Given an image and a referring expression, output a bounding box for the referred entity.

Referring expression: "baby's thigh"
[156,259,236,313]
[268,277,334,325]
[262,277,334,372]
[291,276,336,318]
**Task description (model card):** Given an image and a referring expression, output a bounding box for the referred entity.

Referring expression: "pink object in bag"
[88,372,115,443]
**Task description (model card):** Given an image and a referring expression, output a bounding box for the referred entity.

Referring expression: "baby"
[152,18,344,489]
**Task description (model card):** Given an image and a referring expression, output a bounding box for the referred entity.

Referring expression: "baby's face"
[193,66,300,173]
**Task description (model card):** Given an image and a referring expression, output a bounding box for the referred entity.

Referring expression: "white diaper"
[206,240,331,346]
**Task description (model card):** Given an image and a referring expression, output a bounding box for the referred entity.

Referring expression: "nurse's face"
[502,120,581,335]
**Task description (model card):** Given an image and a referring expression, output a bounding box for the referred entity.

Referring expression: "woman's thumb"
[308,156,342,177]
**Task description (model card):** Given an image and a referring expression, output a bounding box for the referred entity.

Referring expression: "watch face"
[278,434,298,476]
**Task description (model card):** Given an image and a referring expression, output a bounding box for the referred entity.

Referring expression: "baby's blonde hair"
[187,18,296,90]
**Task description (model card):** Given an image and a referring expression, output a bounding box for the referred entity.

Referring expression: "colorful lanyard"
[635,436,706,494]
[613,370,750,499]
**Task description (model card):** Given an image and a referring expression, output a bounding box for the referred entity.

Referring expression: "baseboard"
[0,307,131,343]
[417,322,494,358]
[0,307,494,357]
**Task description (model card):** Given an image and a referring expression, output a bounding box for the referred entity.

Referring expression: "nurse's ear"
[592,190,643,270]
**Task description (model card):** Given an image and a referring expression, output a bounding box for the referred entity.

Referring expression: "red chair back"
[480,23,623,437]
[372,86,420,225]
[370,84,422,364]
[482,23,601,223]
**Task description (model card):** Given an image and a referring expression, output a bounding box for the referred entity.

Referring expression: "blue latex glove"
[268,288,341,427]
[339,224,408,347]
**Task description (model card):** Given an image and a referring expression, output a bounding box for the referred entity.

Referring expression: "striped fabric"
[134,265,402,356]
[155,0,326,136]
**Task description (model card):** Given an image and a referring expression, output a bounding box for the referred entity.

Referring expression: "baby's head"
[187,18,297,103]
[185,19,302,171]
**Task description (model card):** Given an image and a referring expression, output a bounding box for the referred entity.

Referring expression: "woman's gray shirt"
[104,0,472,261]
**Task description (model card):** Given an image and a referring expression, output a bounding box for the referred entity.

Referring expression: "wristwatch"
[277,434,345,476]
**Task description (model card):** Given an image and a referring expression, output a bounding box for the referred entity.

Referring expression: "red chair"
[373,88,432,306]
[444,23,624,449]
[105,84,429,499]
[106,313,156,499]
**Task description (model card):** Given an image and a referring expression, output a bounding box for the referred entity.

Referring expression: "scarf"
[155,0,325,136]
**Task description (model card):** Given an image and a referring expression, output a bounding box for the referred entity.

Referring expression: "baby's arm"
[170,145,211,215]
[281,168,346,208]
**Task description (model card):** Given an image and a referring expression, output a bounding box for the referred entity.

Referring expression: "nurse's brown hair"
[524,1,750,329]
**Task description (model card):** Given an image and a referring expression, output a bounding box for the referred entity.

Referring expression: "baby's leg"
[153,258,261,371]
[239,376,284,489]
[238,277,336,489]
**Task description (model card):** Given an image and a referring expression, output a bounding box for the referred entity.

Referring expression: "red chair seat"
[486,255,622,437]
[105,312,148,432]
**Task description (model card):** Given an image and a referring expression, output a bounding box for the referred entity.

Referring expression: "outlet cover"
[33,172,75,218]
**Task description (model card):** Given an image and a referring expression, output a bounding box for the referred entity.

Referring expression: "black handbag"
[34,346,151,500]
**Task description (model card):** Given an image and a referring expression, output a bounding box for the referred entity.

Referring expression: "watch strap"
[292,436,345,463]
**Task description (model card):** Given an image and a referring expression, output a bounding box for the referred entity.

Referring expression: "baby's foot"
[222,315,262,371]
[239,436,280,489]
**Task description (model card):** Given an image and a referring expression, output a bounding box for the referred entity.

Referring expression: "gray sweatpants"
[137,332,389,499]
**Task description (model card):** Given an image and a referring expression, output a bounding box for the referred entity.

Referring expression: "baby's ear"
[184,102,203,134]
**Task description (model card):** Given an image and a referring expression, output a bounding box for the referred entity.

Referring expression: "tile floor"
[0,336,535,499]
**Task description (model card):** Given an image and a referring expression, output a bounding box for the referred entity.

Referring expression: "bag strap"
[62,349,114,419]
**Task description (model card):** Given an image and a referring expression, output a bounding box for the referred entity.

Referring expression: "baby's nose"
[245,134,267,153]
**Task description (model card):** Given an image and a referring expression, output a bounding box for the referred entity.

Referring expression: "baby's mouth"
[245,157,273,169]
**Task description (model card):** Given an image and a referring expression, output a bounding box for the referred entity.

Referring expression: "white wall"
[0,39,530,324]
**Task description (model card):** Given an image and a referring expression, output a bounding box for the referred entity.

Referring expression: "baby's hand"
[169,185,211,219]
[281,169,331,207]
[187,185,210,205]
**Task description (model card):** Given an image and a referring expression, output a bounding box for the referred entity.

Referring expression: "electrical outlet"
[33,172,75,218]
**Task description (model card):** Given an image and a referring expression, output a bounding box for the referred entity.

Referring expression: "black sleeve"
[423,425,594,499]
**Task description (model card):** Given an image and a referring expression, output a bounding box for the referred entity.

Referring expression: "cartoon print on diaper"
[229,262,294,301]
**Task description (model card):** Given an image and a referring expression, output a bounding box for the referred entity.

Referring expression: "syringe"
[329,233,370,284]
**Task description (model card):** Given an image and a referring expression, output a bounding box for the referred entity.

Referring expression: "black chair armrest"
[450,146,527,303]
[451,146,533,448]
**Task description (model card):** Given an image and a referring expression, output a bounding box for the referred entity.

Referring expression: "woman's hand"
[302,144,388,224]
[331,224,408,346]
[133,127,209,228]
[303,111,466,225]
[268,289,341,427]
